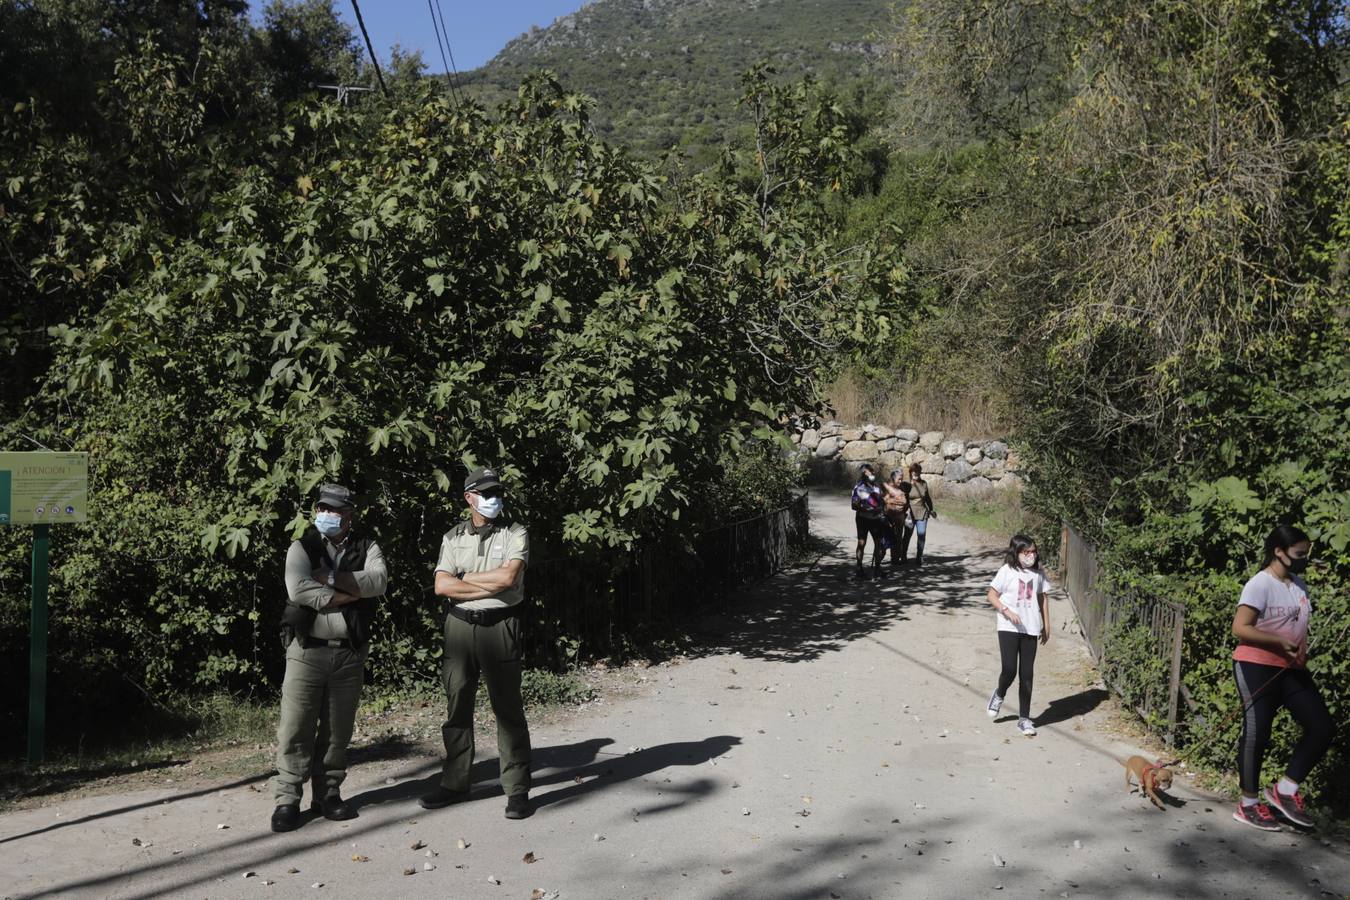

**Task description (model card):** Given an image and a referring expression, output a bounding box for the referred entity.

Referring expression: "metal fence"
[1060,522,1186,744]
[520,492,810,665]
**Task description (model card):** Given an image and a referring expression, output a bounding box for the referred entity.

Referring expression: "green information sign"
[1,452,89,766]
[0,452,88,525]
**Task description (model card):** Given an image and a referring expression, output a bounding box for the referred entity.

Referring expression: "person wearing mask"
[1230,525,1331,832]
[899,462,936,565]
[271,483,388,832]
[851,463,887,579]
[420,467,534,819]
[881,469,911,568]
[984,533,1050,737]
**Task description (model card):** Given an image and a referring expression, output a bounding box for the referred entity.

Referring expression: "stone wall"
[791,421,1021,496]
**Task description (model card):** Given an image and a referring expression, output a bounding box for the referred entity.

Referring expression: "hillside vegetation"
[462,0,892,157]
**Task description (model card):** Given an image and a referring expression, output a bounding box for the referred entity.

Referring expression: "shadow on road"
[682,512,1002,664]
[532,734,741,813]
[0,771,269,847]
[1035,687,1110,727]
[16,735,741,900]
[646,799,1340,900]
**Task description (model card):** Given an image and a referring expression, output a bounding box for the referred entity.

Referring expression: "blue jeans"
[900,519,928,560]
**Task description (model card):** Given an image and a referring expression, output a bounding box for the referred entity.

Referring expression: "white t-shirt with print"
[1233,570,1310,667]
[990,563,1051,636]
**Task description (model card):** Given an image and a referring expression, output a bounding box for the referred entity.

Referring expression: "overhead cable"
[349,0,389,97]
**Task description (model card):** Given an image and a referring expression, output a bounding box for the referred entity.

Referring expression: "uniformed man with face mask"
[419,466,533,819]
[270,483,388,833]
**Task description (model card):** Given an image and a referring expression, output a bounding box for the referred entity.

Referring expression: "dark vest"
[280,528,379,649]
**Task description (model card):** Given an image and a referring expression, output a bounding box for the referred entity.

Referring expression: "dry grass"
[824,369,1009,438]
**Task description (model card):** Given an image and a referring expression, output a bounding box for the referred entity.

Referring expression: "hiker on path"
[851,463,887,579]
[271,483,388,832]
[881,468,910,568]
[898,462,936,565]
[1230,524,1332,832]
[420,466,534,820]
[984,533,1050,737]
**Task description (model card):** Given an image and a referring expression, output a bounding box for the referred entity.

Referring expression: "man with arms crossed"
[420,466,533,819]
[272,483,387,832]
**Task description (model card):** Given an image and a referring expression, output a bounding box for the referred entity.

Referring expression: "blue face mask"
[315,510,344,537]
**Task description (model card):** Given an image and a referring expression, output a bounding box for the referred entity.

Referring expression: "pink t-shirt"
[1232,570,1310,669]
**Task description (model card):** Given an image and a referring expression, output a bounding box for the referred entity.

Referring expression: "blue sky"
[333,1,588,72]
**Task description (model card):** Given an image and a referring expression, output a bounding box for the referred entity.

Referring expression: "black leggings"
[996,632,1038,719]
[1233,661,1333,793]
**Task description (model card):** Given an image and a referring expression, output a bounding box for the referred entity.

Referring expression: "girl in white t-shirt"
[1229,524,1331,832]
[984,534,1051,736]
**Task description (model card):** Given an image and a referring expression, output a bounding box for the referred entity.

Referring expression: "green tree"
[1,63,904,747]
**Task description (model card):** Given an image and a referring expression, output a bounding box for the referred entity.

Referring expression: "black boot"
[311,792,357,821]
[271,804,301,833]
[419,786,471,810]
[504,793,534,820]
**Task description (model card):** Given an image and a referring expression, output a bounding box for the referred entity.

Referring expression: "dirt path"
[4,490,1347,899]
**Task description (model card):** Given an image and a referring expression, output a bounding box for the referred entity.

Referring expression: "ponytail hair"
[1004,533,1039,570]
[1259,524,1310,571]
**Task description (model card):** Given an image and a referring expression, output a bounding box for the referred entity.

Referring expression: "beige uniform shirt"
[434,520,529,611]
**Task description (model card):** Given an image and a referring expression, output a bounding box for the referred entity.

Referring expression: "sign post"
[0,451,89,768]
[29,524,49,766]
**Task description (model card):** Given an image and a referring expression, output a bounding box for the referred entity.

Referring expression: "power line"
[433,0,465,98]
[349,0,389,98]
[425,0,462,106]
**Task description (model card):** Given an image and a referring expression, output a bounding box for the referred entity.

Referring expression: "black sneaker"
[1232,801,1282,831]
[311,792,357,821]
[418,786,470,810]
[985,690,1003,718]
[1264,786,1315,829]
[504,793,533,820]
[270,803,301,833]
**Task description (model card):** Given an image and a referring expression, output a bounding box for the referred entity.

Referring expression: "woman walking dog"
[1230,525,1332,831]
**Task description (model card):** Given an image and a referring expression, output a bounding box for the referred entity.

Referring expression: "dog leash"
[1154,612,1350,771]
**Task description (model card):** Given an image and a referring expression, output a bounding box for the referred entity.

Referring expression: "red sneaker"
[1263,786,1315,829]
[1232,801,1281,832]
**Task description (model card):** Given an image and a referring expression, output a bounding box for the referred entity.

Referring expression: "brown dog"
[1124,755,1174,809]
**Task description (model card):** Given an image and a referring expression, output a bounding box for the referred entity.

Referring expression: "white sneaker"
[985,691,1003,718]
[1017,718,1037,736]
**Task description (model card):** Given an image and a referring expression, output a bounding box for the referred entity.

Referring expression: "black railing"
[521,492,810,665]
[1060,521,1185,744]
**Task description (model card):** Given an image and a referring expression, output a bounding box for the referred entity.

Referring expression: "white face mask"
[475,494,503,519]
[1018,552,1037,569]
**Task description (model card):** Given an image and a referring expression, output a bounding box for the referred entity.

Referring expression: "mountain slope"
[460,0,892,156]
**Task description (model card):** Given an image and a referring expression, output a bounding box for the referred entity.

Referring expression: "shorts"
[855,515,886,542]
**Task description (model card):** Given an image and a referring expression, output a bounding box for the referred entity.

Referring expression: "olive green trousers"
[272,641,366,805]
[439,614,532,797]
